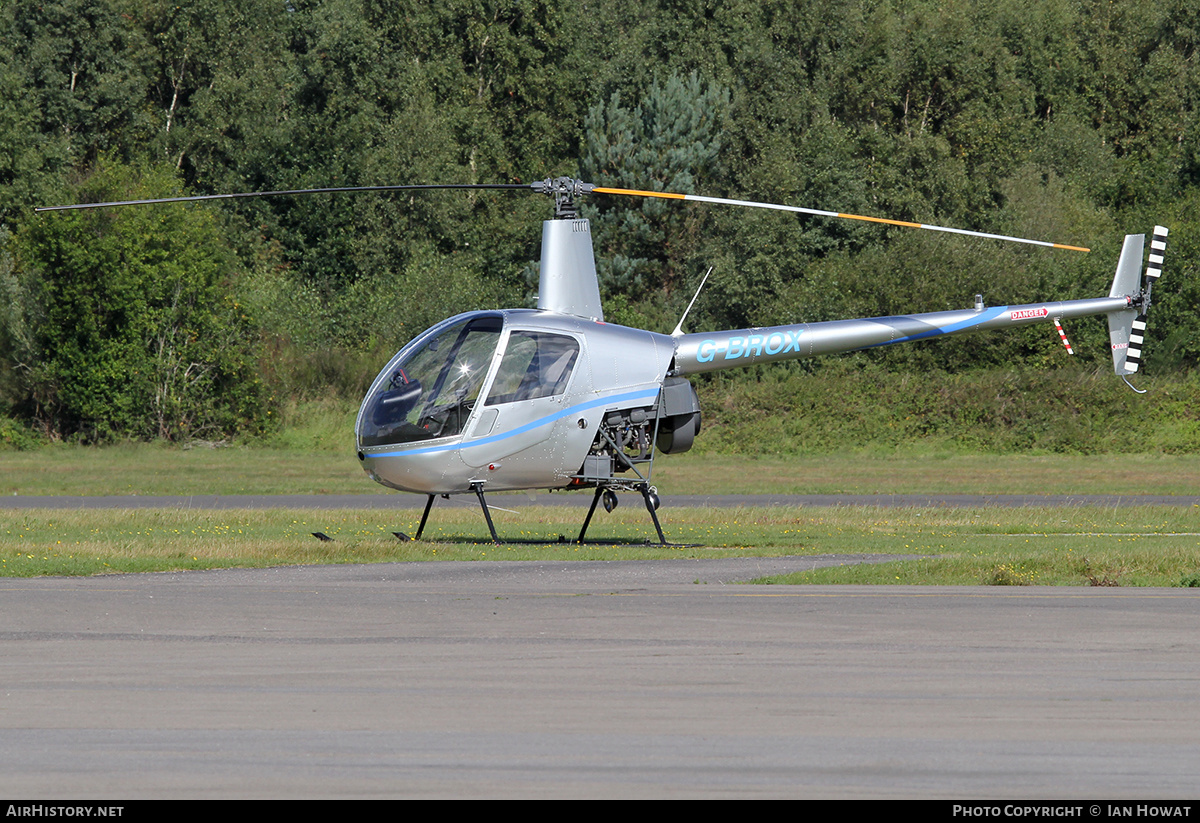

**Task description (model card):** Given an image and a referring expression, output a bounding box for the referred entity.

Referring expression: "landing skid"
[392,482,694,546]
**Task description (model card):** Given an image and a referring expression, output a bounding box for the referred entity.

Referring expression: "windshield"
[359,315,503,447]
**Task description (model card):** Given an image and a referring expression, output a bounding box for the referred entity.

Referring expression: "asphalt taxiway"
[3,557,1199,798]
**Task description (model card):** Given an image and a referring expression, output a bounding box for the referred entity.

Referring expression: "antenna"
[672,267,713,337]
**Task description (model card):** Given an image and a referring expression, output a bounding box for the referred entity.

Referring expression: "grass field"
[3,502,1199,585]
[3,444,1200,584]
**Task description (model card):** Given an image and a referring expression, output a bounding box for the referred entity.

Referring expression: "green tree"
[4,0,150,164]
[581,71,731,296]
[0,37,69,226]
[10,162,272,442]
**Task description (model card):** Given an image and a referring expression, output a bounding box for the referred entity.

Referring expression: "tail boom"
[672,296,1133,376]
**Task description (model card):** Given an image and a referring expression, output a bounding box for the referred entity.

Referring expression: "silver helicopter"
[40,178,1167,544]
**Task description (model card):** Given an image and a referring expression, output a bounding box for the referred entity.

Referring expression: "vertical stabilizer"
[1108,233,1145,300]
[537,218,604,321]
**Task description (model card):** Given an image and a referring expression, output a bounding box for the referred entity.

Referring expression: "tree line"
[1,0,1198,442]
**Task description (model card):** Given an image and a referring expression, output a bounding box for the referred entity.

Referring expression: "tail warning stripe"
[1125,314,1148,372]
[1053,318,1074,355]
[1145,225,1169,282]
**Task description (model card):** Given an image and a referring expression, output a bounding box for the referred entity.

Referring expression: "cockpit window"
[486,331,579,405]
[359,315,502,447]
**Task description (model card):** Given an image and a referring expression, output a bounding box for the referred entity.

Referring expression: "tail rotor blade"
[1128,226,1169,374]
[1144,224,1168,285]
[1125,314,1148,373]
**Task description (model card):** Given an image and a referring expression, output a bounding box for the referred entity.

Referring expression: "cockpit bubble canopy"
[357,313,583,449]
[359,314,502,447]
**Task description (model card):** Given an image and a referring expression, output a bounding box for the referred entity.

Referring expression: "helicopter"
[38,177,1168,545]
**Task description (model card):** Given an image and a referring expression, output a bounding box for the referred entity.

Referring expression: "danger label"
[1010,307,1049,321]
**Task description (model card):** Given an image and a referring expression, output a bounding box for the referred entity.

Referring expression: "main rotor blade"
[35,183,535,212]
[591,186,1090,253]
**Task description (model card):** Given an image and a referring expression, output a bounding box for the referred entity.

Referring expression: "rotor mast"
[531,178,604,321]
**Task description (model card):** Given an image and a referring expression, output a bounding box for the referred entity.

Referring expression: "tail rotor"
[1108,225,1168,386]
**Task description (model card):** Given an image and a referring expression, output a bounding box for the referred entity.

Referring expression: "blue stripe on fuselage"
[365,388,661,458]
[866,306,1009,347]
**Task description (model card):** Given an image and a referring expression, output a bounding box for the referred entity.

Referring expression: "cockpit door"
[460,329,585,469]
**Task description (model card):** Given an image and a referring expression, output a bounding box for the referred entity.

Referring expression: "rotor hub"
[533,177,594,219]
